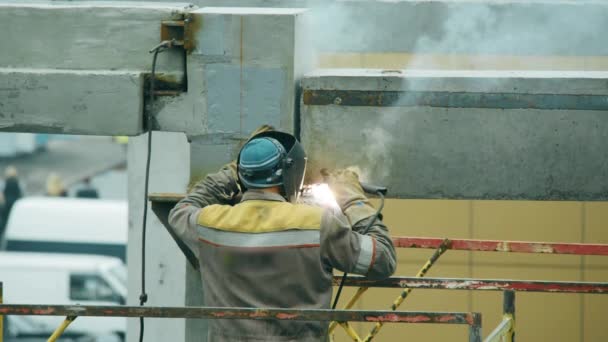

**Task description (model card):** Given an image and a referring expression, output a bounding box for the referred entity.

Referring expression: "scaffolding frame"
[0,194,606,342]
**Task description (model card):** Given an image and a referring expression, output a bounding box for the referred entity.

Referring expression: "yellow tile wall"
[332,199,608,342]
[317,53,608,71]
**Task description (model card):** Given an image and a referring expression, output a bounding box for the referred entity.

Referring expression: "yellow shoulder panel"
[197,200,324,233]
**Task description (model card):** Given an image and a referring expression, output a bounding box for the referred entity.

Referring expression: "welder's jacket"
[169,166,396,342]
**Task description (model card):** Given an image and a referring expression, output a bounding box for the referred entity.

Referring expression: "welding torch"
[360,182,387,196]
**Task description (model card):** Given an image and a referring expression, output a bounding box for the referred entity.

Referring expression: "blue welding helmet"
[237,131,307,203]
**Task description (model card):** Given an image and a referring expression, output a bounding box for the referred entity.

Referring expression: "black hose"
[332,191,385,309]
[139,41,170,342]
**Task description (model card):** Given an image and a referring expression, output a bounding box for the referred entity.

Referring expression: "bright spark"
[307,183,339,209]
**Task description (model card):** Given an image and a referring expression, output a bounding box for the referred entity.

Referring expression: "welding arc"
[139,41,171,342]
[332,189,386,310]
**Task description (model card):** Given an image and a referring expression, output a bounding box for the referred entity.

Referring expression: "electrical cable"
[332,190,385,309]
[138,41,171,342]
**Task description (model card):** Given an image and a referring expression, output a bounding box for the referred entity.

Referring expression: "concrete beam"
[0,68,143,135]
[0,2,196,136]
[0,2,191,74]
[166,0,608,56]
[301,69,608,201]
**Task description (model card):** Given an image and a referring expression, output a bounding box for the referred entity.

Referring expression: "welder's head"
[237,131,307,203]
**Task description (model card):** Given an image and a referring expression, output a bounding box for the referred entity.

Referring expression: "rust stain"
[302,90,313,105]
[250,310,269,318]
[365,313,433,323]
[393,236,608,256]
[183,13,201,53]
[401,314,431,323]
[276,313,298,320]
[32,308,55,315]
[436,314,457,323]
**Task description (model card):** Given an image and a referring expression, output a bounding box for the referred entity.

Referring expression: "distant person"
[1,166,23,239]
[76,177,99,199]
[46,172,68,197]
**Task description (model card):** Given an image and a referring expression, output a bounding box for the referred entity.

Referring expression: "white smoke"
[301,0,606,183]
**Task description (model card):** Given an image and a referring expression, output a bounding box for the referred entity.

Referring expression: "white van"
[1,197,127,261]
[0,252,126,339]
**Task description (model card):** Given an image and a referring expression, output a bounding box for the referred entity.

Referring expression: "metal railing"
[0,301,483,342]
[0,193,606,342]
[327,236,608,342]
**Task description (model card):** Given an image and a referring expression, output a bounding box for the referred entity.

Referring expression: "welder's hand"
[321,168,364,206]
[321,168,377,225]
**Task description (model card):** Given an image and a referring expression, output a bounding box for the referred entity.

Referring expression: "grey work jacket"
[168,166,396,341]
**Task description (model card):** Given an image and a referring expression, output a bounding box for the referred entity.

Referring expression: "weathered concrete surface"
[99,0,608,56]
[155,7,310,139]
[0,2,195,136]
[0,68,143,135]
[301,69,608,200]
[0,2,191,73]
[127,132,206,342]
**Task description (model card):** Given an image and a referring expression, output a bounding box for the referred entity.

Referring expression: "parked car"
[1,197,127,261]
[0,252,126,340]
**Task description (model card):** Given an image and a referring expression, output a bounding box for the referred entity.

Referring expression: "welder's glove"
[321,168,377,225]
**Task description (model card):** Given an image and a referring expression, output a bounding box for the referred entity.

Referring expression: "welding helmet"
[237,131,307,203]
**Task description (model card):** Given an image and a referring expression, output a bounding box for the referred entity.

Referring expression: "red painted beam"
[0,305,479,325]
[393,237,608,256]
[335,276,608,293]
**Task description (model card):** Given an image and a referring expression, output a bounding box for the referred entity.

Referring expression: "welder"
[168,127,396,341]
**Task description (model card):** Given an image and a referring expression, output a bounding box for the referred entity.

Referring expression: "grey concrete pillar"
[132,8,310,342]
[182,7,309,176]
[127,132,200,342]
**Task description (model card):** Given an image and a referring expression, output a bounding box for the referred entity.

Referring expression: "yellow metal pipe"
[328,238,450,339]
[328,286,369,333]
[47,316,77,342]
[339,322,362,342]
[363,239,450,342]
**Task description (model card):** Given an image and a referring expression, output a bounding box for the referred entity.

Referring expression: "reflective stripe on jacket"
[168,166,396,341]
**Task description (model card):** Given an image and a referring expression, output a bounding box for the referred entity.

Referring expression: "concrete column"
[127,132,198,341]
[181,7,309,176]
[131,8,309,342]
